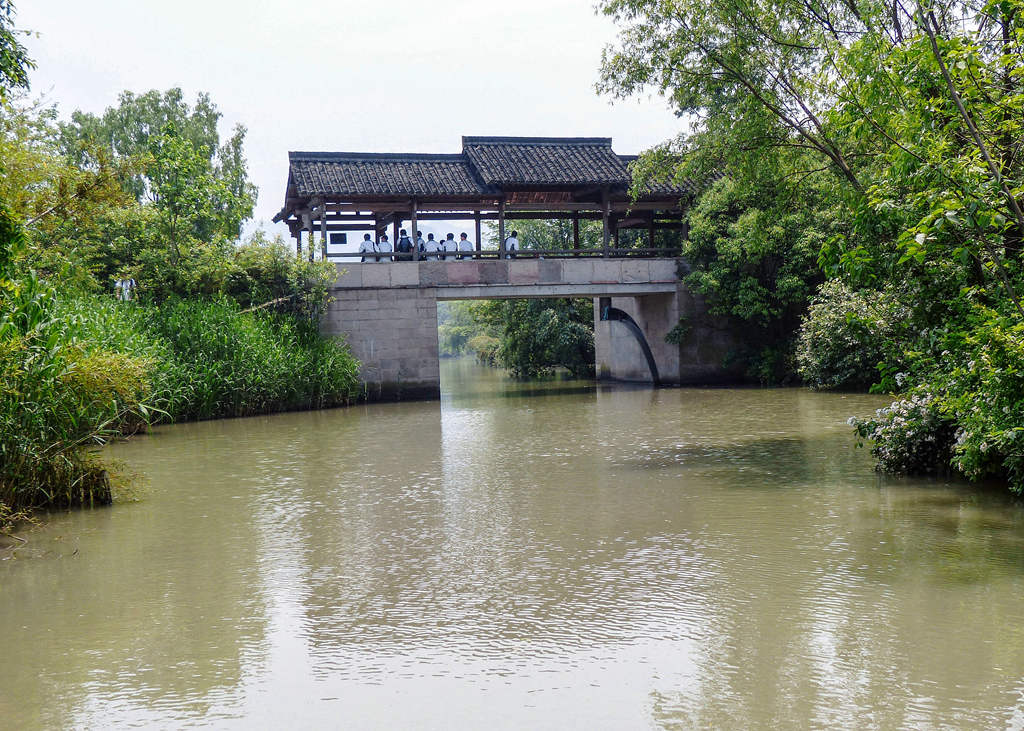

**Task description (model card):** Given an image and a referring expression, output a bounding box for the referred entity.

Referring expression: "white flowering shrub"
[796,280,912,390]
[939,317,1024,489]
[853,393,957,475]
[853,311,1024,492]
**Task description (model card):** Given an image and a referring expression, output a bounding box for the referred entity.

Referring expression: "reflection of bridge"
[323,259,737,400]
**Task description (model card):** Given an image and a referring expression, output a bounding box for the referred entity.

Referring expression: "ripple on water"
[3,366,1024,728]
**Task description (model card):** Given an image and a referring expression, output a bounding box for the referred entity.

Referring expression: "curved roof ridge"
[290,151,465,162]
[462,136,613,147]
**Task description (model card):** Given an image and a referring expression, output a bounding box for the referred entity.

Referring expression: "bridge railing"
[326,248,681,260]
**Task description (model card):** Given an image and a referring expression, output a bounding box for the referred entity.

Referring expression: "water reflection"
[2,359,1024,728]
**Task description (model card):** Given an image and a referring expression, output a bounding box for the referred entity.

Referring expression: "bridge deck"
[332,258,682,298]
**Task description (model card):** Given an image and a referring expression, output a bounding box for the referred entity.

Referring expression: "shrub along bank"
[1,231,358,521]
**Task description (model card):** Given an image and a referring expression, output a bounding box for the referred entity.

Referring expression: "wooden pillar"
[392,218,399,249]
[319,205,328,261]
[498,199,507,259]
[573,213,580,256]
[601,188,611,258]
[647,212,656,251]
[475,211,482,257]
[613,215,620,251]
[410,199,419,261]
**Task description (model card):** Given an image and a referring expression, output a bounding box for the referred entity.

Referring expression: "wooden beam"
[319,204,328,261]
[475,211,482,253]
[312,213,379,223]
[318,223,379,232]
[601,188,610,258]
[498,199,506,259]
[573,214,580,257]
[411,199,419,261]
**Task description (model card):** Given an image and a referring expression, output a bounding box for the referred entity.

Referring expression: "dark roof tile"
[288,151,496,198]
[462,136,630,187]
[618,155,698,197]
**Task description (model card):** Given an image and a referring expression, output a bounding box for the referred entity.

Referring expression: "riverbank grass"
[1,290,360,523]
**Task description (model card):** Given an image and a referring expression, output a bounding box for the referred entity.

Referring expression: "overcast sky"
[20,0,683,242]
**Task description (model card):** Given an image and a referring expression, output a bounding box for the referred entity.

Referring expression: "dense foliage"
[601,0,1024,490]
[683,171,830,381]
[437,301,478,357]
[598,0,1024,489]
[0,1,31,100]
[471,297,596,379]
[0,15,357,522]
[61,296,359,421]
[1,212,149,517]
[796,281,913,390]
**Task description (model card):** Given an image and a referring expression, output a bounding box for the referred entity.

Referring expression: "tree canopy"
[59,88,257,242]
[0,1,32,100]
[601,0,1024,487]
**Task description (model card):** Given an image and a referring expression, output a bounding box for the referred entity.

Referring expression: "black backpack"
[397,236,412,253]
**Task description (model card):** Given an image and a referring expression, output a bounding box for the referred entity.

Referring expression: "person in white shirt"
[505,230,519,259]
[415,230,425,258]
[423,233,441,260]
[458,232,473,259]
[441,233,457,261]
[359,233,377,262]
[378,232,394,262]
[114,273,137,301]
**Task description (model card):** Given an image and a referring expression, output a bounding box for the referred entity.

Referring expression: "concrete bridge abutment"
[593,286,741,385]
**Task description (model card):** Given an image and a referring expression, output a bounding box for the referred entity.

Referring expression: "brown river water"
[3,358,1024,729]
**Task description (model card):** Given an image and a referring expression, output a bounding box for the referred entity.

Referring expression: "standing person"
[415,230,426,258]
[359,233,377,262]
[379,232,394,262]
[114,272,137,301]
[396,229,412,260]
[424,233,441,261]
[442,233,457,261]
[505,230,519,259]
[458,232,473,260]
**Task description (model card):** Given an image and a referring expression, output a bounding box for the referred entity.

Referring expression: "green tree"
[683,165,832,381]
[598,0,1024,308]
[599,0,1024,487]
[59,88,256,241]
[472,297,595,379]
[0,1,32,101]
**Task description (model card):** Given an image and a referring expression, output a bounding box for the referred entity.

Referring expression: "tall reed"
[2,293,360,520]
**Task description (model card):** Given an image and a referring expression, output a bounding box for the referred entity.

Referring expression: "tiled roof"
[462,137,631,187]
[284,140,695,202]
[618,155,698,196]
[288,152,496,198]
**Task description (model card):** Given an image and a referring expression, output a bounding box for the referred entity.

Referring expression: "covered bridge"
[271,136,739,399]
[272,136,694,258]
